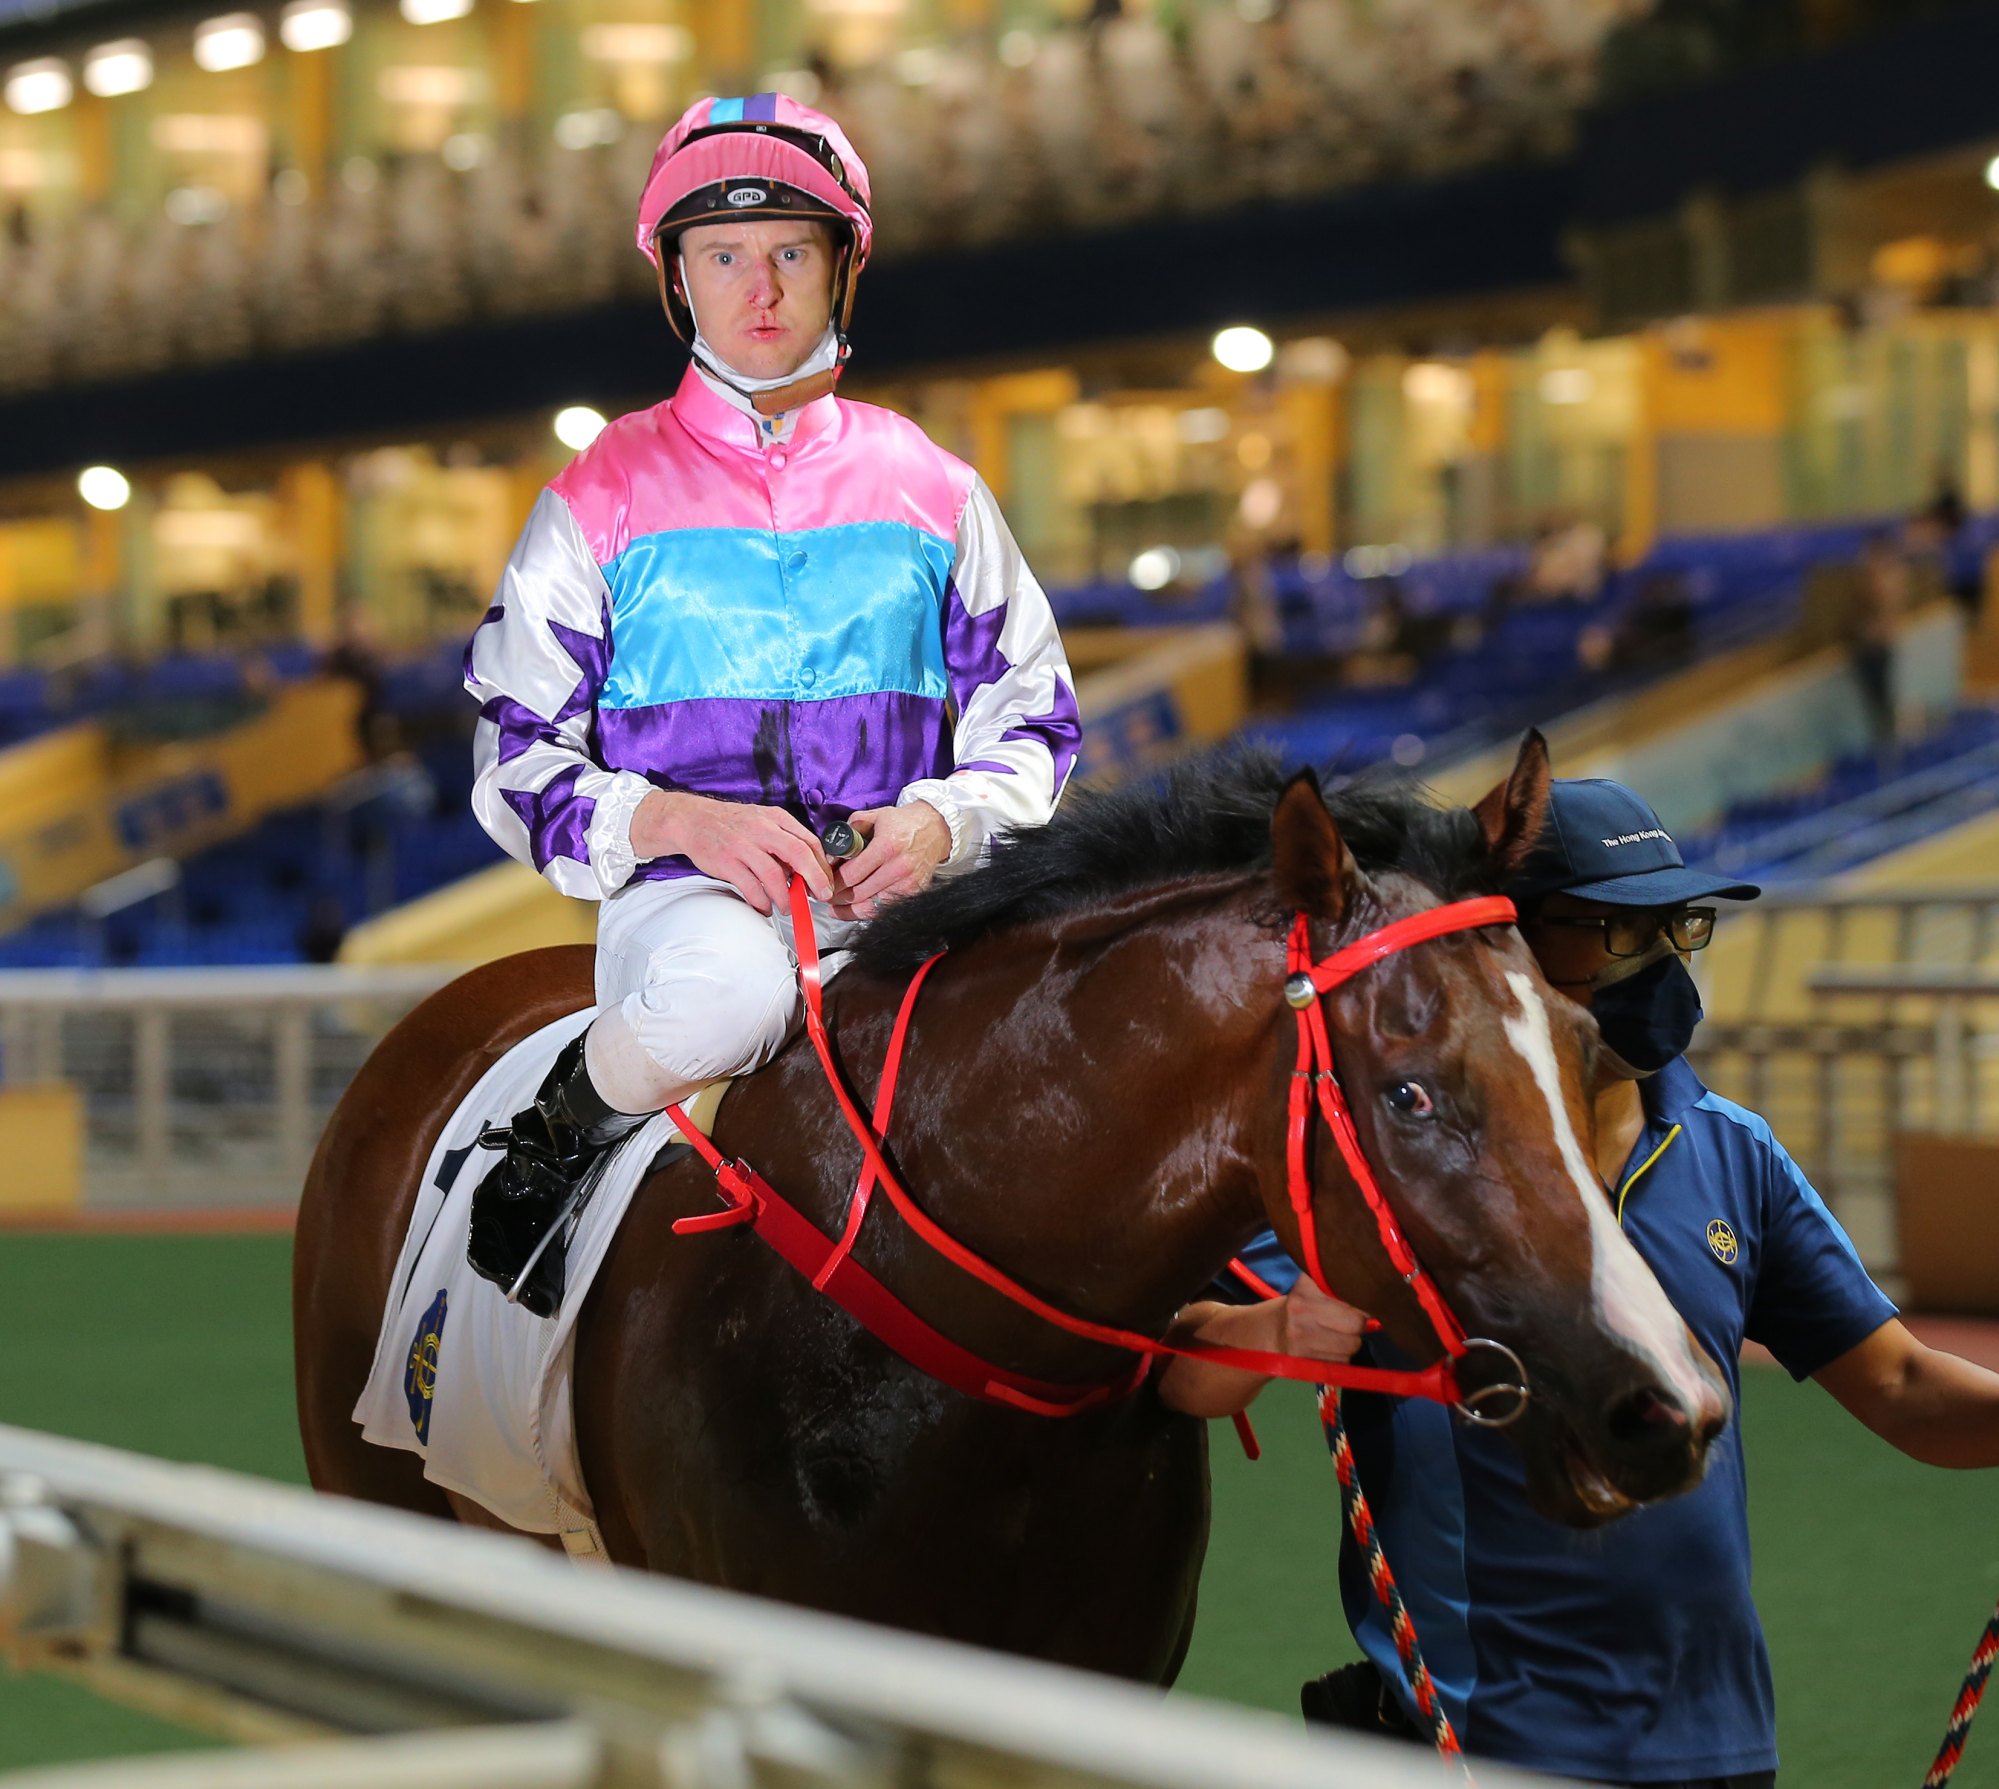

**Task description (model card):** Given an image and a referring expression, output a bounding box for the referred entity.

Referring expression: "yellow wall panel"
[0,519,82,612]
[0,679,365,929]
[339,859,596,968]
[0,1083,83,1213]
[1645,312,1798,436]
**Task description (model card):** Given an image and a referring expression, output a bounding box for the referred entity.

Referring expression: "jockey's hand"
[630,790,833,914]
[828,801,951,921]
[1275,1279,1370,1365]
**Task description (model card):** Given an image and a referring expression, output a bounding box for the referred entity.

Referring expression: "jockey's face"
[676,219,836,381]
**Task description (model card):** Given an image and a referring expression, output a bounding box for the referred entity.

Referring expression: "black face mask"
[1590,953,1703,1075]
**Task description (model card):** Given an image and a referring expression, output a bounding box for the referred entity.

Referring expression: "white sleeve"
[897,476,1082,868]
[464,487,654,900]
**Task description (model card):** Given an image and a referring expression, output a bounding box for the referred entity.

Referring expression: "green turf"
[1,1235,1995,1783]
[0,1235,302,1771]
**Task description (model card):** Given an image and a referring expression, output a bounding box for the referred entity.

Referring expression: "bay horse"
[294,737,1729,1683]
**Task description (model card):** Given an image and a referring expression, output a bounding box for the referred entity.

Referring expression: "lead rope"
[1318,1386,1470,1776]
[1924,1599,1999,1786]
[1228,1258,1469,1773]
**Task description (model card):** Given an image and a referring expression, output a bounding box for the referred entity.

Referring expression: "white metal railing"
[3,887,1994,1235]
[1806,967,1999,1136]
[1692,955,1999,1277]
[1714,882,1999,1023]
[0,1423,1543,1788]
[0,966,457,1210]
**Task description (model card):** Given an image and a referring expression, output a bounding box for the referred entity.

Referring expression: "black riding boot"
[468,1034,645,1317]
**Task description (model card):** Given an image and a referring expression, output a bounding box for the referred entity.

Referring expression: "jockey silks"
[463,365,1080,899]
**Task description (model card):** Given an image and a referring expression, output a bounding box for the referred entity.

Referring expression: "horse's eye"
[1384,1081,1435,1119]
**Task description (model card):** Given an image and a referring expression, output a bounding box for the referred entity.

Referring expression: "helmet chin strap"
[679,254,848,419]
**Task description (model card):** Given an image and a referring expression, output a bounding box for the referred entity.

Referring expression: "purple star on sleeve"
[500,766,594,869]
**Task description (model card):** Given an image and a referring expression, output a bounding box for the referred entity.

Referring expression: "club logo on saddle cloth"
[404,1288,448,1445]
[352,1006,702,1547]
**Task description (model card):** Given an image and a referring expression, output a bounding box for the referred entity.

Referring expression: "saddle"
[353,1013,731,1551]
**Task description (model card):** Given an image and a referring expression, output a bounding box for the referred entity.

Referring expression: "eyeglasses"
[1527,906,1717,957]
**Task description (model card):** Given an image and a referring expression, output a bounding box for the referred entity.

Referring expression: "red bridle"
[664,879,1530,1425]
[1282,896,1529,1422]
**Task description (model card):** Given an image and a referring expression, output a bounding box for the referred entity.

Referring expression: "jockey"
[461,93,1081,1315]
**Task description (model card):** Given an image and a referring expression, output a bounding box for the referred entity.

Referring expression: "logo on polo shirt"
[1706,1219,1738,1265]
[726,186,768,207]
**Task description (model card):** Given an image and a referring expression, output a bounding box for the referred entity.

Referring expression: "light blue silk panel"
[597,521,958,709]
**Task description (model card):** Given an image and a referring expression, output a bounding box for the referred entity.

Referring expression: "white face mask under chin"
[691,323,841,400]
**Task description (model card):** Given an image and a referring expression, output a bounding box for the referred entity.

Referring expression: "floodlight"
[554,406,608,451]
[83,42,152,98]
[1212,325,1275,374]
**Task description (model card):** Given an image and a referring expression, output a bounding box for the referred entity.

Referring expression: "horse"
[294,735,1730,1683]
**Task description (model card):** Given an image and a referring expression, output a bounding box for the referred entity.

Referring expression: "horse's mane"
[853,748,1496,975]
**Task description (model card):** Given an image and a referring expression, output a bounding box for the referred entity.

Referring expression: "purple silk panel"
[482,695,599,767]
[463,603,505,683]
[999,674,1082,787]
[943,584,1006,715]
[942,581,1082,788]
[598,690,954,875]
[500,765,594,871]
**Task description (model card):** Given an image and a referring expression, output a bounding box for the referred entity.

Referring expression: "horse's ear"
[1272,770,1355,921]
[1473,729,1553,879]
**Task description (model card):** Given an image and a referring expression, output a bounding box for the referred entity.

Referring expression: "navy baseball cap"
[1511,779,1761,907]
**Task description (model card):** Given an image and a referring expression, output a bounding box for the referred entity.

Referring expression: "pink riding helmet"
[635,93,874,343]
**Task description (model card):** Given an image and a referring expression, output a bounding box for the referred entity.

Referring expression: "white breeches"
[584,873,864,1115]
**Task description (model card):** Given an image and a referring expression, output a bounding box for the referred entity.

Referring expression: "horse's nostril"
[1607,1385,1689,1447]
[1696,1395,1729,1446]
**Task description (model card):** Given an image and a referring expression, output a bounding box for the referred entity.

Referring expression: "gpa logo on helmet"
[726,186,768,207]
[1706,1219,1738,1266]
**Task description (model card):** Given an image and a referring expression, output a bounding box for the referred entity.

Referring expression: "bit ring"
[1453,1337,1529,1429]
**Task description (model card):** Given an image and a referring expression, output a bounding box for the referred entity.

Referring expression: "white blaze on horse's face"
[1499,970,1718,1420]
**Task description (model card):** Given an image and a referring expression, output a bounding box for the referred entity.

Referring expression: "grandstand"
[5,0,1999,1781]
[0,1,1624,398]
[1,496,1992,972]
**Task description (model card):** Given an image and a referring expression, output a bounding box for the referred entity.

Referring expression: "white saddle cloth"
[351,1008,726,1558]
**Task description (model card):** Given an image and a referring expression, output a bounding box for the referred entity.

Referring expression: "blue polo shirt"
[1237,1056,1895,1783]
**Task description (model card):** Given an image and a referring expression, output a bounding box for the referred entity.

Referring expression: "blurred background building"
[2,0,1999,1288]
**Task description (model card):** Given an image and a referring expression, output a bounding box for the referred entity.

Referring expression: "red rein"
[664,878,1518,1420]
